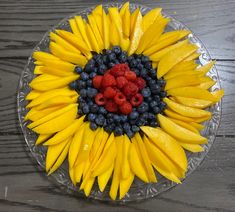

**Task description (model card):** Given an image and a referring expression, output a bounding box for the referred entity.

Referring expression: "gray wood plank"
[0,0,235,59]
[0,59,232,135]
[0,135,234,212]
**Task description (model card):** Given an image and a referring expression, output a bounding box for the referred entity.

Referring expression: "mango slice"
[42,60,76,72]
[169,118,199,134]
[157,43,198,78]
[25,90,41,100]
[33,51,60,63]
[69,18,82,38]
[185,52,200,61]
[39,66,77,77]
[141,126,187,171]
[102,10,110,49]
[178,142,204,153]
[119,2,129,17]
[197,81,216,90]
[108,7,123,39]
[164,98,211,118]
[211,89,224,102]
[36,134,53,145]
[190,122,204,130]
[173,96,212,109]
[89,128,103,161]
[34,66,43,75]
[168,60,198,73]
[32,104,78,134]
[110,24,120,46]
[141,8,162,32]
[157,114,207,144]
[119,171,134,200]
[122,5,131,37]
[164,109,194,122]
[121,135,131,179]
[98,163,114,192]
[85,24,100,53]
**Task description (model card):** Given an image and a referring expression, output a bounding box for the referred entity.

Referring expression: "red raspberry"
[92,75,103,89]
[123,82,139,98]
[103,87,117,99]
[116,76,128,89]
[124,71,137,81]
[135,77,146,90]
[130,93,144,107]
[105,100,118,112]
[95,93,106,105]
[114,92,126,105]
[110,64,130,77]
[119,102,132,115]
[101,73,116,88]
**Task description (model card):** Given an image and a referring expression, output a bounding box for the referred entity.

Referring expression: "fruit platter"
[18,2,223,201]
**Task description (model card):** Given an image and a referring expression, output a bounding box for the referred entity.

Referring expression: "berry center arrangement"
[70,47,166,137]
[24,2,224,201]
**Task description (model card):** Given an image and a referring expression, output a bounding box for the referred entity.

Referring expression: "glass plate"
[17,3,222,202]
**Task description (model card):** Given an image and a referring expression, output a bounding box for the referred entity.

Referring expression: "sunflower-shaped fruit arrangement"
[25,2,224,200]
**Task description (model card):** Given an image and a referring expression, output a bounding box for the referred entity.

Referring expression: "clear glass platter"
[17,3,222,202]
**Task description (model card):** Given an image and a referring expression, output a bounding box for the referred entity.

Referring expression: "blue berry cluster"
[69,46,167,138]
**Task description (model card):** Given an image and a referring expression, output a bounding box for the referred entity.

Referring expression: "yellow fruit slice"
[168,60,198,73]
[135,132,157,182]
[144,136,182,183]
[164,109,194,122]
[34,61,44,65]
[164,98,211,118]
[108,7,123,38]
[109,136,123,200]
[69,18,82,38]
[89,128,103,161]
[34,66,43,74]
[121,135,131,179]
[119,171,134,200]
[167,87,217,102]
[102,10,110,49]
[83,177,95,197]
[129,141,148,183]
[92,4,103,16]
[33,51,60,63]
[165,75,201,90]
[130,9,139,35]
[150,39,188,62]
[46,138,70,172]
[36,134,53,145]
[157,43,198,78]
[169,118,199,134]
[119,2,129,17]
[173,96,212,109]
[141,8,162,32]
[56,29,92,59]
[178,142,204,153]
[48,140,71,175]
[42,60,76,72]
[30,74,60,85]
[140,126,187,171]
[190,122,204,130]
[25,90,41,100]
[68,123,85,168]
[44,116,84,146]
[85,22,101,53]
[74,161,85,184]
[98,163,114,192]
[197,80,216,90]
[211,89,224,102]
[50,31,81,54]
[185,52,200,61]
[136,18,169,54]
[128,10,143,55]
[196,61,216,76]
[49,42,87,66]
[69,166,76,185]
[39,66,77,77]
[110,24,120,46]
[32,104,78,134]
[29,75,79,91]
[122,5,131,37]
[157,114,207,144]
[144,30,190,56]
[164,69,200,80]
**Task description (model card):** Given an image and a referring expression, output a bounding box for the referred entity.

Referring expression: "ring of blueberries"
[69,46,167,138]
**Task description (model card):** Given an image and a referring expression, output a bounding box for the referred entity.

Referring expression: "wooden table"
[0,0,235,211]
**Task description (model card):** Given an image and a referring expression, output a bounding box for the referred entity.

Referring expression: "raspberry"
[136,77,146,90]
[110,64,130,77]
[116,76,128,89]
[124,71,137,81]
[123,82,139,98]
[92,75,103,89]
[101,73,116,88]
[130,93,144,107]
[105,100,118,112]
[119,102,132,115]
[95,93,106,105]
[114,92,126,105]
[103,87,117,99]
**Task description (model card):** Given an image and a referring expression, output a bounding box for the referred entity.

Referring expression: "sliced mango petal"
[33,51,60,62]
[98,163,114,192]
[121,135,131,179]
[122,5,131,38]
[102,10,110,49]
[25,90,41,100]
[179,142,204,153]
[42,60,76,72]
[164,109,194,122]
[119,171,134,200]
[36,134,53,145]
[69,18,82,38]
[169,118,199,134]
[141,8,162,32]
[119,2,129,17]
[211,89,224,102]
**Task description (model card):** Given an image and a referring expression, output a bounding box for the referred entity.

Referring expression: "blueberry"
[113,114,121,123]
[158,79,166,87]
[130,119,137,125]
[82,104,90,114]
[75,66,83,74]
[120,115,128,123]
[148,113,156,121]
[114,126,123,136]
[141,55,149,63]
[126,130,134,138]
[98,64,107,75]
[127,56,134,63]
[159,102,167,110]
[69,81,77,90]
[114,59,120,64]
[153,95,161,102]
[98,106,107,115]
[86,79,92,87]
[104,123,115,133]
[149,121,158,127]
[136,118,146,126]
[78,96,85,103]
[146,96,152,102]
[119,53,127,63]
[137,102,149,113]
[131,125,139,132]
[107,118,114,124]
[108,52,116,62]
[90,122,98,130]
[160,91,167,98]
[88,113,96,122]
[132,68,140,76]
[144,61,152,69]
[145,76,152,82]
[153,106,160,114]
[112,46,122,55]
[102,55,108,64]
[106,113,114,119]
[140,68,147,77]
[95,114,105,126]
[136,58,141,64]
[129,111,139,120]
[106,49,112,55]
[80,89,87,97]
[141,88,151,97]
[87,88,97,98]
[150,101,158,108]
[129,59,137,68]
[137,63,144,70]
[150,84,161,92]
[108,62,115,68]
[96,58,103,66]
[84,60,95,73]
[89,72,97,79]
[80,72,89,81]
[123,122,131,132]
[90,104,99,113]
[149,68,156,77]
[77,80,86,89]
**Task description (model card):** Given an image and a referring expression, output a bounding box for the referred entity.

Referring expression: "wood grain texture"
[0,0,235,59]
